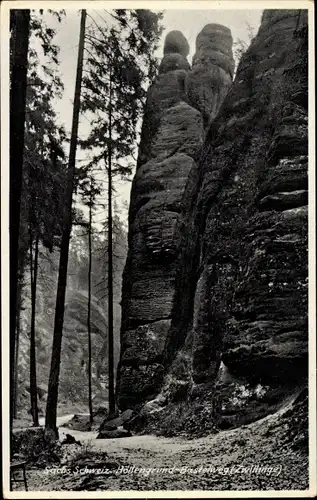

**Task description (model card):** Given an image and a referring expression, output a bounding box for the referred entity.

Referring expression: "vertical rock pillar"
[117,26,234,411]
[187,24,235,126]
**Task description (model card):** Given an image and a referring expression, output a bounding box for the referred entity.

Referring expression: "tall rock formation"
[118,9,308,433]
[187,24,234,126]
[168,8,308,431]
[117,27,234,410]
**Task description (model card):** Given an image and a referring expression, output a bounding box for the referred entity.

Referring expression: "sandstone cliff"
[117,25,234,410]
[117,9,308,434]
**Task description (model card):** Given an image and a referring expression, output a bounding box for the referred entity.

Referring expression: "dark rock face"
[118,10,308,430]
[117,25,234,411]
[201,10,308,389]
[169,8,307,428]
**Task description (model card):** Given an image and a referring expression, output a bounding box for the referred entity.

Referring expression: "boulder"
[100,423,117,431]
[93,406,108,418]
[96,429,132,439]
[64,414,91,432]
[61,433,81,445]
[99,409,134,431]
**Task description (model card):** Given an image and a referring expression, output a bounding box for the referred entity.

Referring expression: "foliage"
[276,387,308,453]
[79,9,163,177]
[68,216,127,306]
[14,8,162,416]
[232,22,256,76]
[16,214,128,413]
[12,428,62,467]
[19,9,67,266]
[11,9,68,424]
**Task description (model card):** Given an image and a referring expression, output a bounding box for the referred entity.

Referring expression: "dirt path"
[22,401,308,492]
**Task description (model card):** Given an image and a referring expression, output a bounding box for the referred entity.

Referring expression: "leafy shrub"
[12,428,62,468]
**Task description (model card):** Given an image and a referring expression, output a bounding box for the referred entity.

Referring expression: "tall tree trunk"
[107,73,115,415]
[10,9,30,432]
[30,233,39,426]
[87,181,93,424]
[45,10,87,438]
[13,277,23,419]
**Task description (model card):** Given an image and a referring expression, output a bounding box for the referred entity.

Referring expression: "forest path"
[24,396,308,491]
[38,413,84,427]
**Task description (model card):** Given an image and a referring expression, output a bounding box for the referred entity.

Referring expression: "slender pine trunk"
[13,278,23,419]
[87,181,93,423]
[30,233,39,426]
[107,72,115,415]
[45,10,86,438]
[10,9,30,432]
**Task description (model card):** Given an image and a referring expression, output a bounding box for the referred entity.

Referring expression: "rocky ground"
[10,395,309,493]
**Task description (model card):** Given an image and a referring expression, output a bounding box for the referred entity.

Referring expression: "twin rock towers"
[115,10,308,430]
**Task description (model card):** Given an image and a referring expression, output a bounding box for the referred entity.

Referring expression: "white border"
[1,1,315,498]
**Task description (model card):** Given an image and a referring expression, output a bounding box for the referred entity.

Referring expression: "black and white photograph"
[1,0,316,496]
